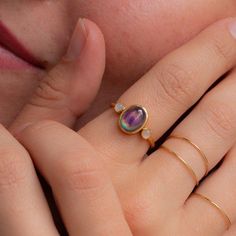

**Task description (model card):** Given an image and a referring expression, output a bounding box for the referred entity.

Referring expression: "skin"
[0,1,236,235]
[2,17,236,235]
[0,0,236,127]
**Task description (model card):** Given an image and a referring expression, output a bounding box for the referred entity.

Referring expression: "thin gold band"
[160,146,199,186]
[168,135,209,176]
[193,193,231,230]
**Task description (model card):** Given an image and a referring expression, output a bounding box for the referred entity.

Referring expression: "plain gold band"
[193,193,231,230]
[168,135,209,176]
[160,146,199,186]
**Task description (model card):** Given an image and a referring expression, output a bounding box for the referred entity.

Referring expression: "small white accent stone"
[114,103,125,113]
[141,129,151,140]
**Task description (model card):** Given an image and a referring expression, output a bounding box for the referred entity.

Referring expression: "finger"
[184,145,236,236]
[0,125,58,236]
[79,18,236,165]
[141,69,236,208]
[10,18,105,133]
[19,121,132,236]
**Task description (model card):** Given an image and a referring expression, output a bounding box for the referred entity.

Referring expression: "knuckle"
[65,168,104,192]
[55,154,106,194]
[208,36,234,66]
[0,147,29,189]
[155,63,196,106]
[201,100,236,139]
[30,69,67,108]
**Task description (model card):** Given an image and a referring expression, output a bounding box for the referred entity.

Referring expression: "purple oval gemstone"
[119,105,147,133]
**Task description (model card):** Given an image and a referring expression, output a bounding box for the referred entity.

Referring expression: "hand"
[0,18,108,235]
[2,17,236,236]
[19,17,236,236]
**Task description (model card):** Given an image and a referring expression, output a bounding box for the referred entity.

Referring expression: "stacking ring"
[112,103,155,147]
[167,135,209,176]
[160,135,210,185]
[193,193,231,230]
[160,145,199,185]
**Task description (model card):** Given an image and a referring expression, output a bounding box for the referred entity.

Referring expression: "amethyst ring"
[112,102,155,148]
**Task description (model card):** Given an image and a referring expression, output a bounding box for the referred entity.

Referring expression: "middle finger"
[141,68,236,208]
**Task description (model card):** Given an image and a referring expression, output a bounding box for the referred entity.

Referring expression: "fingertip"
[64,17,106,63]
[68,18,106,115]
[63,18,88,61]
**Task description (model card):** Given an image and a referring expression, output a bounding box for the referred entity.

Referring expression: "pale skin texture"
[5,17,236,235]
[0,0,236,126]
[1,1,236,236]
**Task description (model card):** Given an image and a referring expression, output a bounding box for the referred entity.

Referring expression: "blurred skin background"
[0,0,235,128]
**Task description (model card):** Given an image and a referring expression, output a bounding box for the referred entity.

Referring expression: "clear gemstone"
[141,129,151,139]
[114,103,125,113]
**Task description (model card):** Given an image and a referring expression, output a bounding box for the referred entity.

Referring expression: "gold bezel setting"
[118,105,149,135]
[112,103,155,147]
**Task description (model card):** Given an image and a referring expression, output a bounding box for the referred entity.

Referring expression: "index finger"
[79,17,236,164]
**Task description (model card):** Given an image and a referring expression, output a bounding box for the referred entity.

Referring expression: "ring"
[193,193,231,230]
[160,145,199,185]
[167,135,209,176]
[111,103,155,147]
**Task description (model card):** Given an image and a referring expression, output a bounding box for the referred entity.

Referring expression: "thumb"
[10,18,105,133]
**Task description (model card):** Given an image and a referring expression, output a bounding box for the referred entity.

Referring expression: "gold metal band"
[146,136,155,148]
[168,135,209,176]
[193,193,231,230]
[160,146,199,186]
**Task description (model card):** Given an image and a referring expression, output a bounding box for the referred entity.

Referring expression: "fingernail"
[229,19,236,39]
[64,18,88,61]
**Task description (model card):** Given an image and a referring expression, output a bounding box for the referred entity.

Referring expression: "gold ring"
[168,135,209,176]
[111,103,155,148]
[193,193,231,230]
[160,145,199,185]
